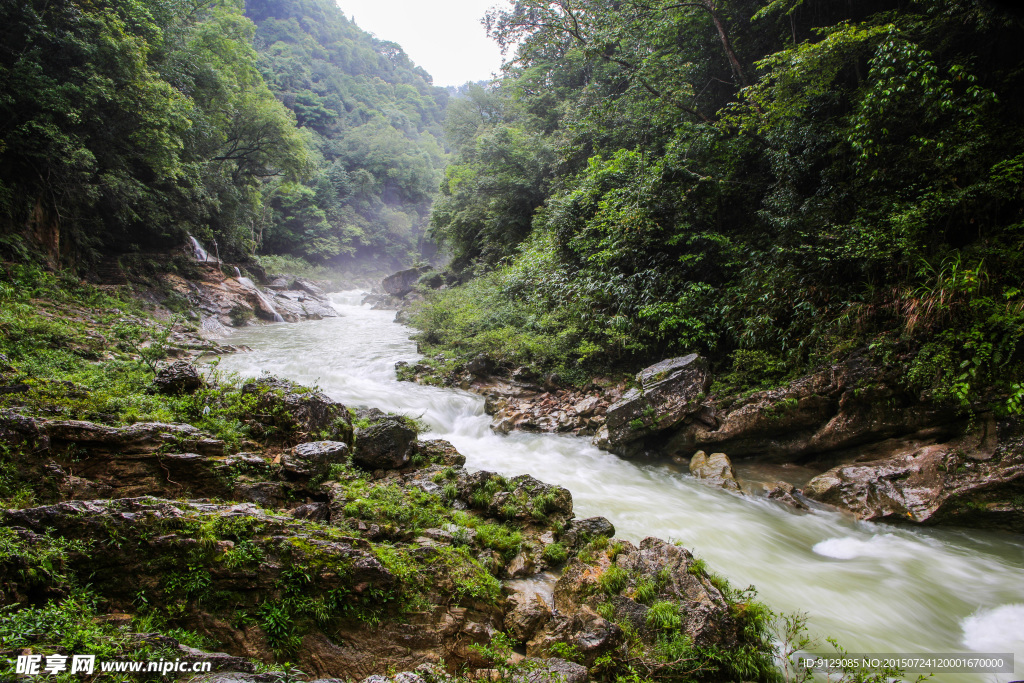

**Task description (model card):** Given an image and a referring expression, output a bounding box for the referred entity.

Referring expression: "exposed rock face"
[665,354,961,461]
[153,360,204,395]
[354,418,416,470]
[596,354,712,458]
[382,267,430,297]
[159,263,337,332]
[801,420,1024,529]
[689,451,741,492]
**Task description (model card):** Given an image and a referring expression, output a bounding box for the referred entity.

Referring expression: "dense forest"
[419,0,1024,411]
[0,0,448,269]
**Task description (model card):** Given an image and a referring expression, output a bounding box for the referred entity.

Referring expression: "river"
[216,290,1024,682]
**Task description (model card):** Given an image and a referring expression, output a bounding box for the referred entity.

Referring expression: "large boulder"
[282,441,349,479]
[688,451,741,492]
[240,377,352,447]
[153,360,204,395]
[353,418,416,470]
[598,354,711,457]
[382,267,430,298]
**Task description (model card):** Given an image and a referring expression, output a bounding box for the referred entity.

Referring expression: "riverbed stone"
[689,451,741,492]
[801,426,1024,529]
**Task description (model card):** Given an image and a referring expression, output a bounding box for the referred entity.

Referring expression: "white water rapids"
[216,291,1024,682]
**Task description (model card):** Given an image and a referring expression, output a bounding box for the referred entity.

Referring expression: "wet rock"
[505,592,552,642]
[764,481,809,510]
[524,658,587,683]
[266,277,289,290]
[354,418,416,470]
[292,277,327,298]
[688,451,741,492]
[240,377,352,447]
[283,441,350,479]
[415,439,466,467]
[560,516,615,551]
[153,360,204,395]
[505,552,534,579]
[802,426,1024,529]
[600,354,711,457]
[290,502,330,523]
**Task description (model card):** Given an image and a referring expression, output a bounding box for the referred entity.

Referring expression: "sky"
[335,0,509,87]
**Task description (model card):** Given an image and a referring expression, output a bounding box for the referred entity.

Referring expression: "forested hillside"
[246,0,448,266]
[419,0,1024,412]
[0,0,448,270]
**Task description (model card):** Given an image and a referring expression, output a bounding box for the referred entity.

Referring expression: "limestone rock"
[240,377,352,447]
[283,441,349,479]
[688,451,741,492]
[802,427,1024,529]
[382,267,430,297]
[524,658,587,683]
[414,439,466,467]
[153,360,204,395]
[560,516,615,551]
[354,418,416,470]
[600,354,711,457]
[764,481,809,510]
[504,592,552,642]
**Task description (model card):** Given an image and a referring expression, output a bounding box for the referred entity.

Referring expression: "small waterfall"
[188,235,211,262]
[236,275,285,323]
[234,267,242,278]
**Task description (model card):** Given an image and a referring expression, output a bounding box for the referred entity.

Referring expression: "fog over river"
[216,291,1024,682]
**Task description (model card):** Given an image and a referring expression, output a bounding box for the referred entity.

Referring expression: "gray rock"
[382,267,430,297]
[765,480,809,510]
[292,277,327,298]
[153,360,203,395]
[600,354,711,456]
[282,440,349,478]
[240,377,352,446]
[290,502,330,522]
[689,451,741,492]
[560,516,614,551]
[524,658,587,683]
[415,439,466,466]
[354,418,416,470]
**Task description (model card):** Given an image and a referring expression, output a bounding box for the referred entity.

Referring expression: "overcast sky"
[335,0,508,87]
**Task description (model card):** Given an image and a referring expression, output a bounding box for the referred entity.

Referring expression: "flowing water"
[216,291,1024,682]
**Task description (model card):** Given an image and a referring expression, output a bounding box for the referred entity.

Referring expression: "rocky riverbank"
[0,265,786,683]
[396,351,1024,532]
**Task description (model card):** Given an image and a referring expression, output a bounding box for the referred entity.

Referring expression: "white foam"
[962,603,1024,652]
[812,535,910,560]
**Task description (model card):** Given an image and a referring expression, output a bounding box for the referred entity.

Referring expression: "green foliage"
[646,601,682,632]
[598,565,628,596]
[0,0,309,262]
[417,0,1024,405]
[248,0,449,267]
[541,542,567,565]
